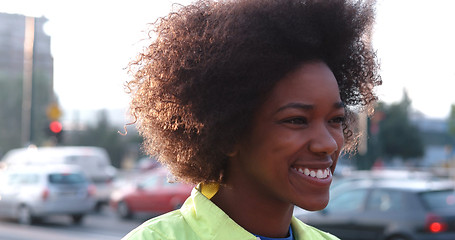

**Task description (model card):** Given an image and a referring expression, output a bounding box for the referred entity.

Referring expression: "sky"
[2,0,455,120]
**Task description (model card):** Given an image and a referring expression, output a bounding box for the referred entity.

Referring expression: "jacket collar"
[180,186,257,240]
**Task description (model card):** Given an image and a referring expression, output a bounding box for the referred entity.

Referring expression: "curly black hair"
[127,0,381,184]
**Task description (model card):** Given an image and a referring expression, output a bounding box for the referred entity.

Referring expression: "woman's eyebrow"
[275,103,314,113]
[276,101,345,113]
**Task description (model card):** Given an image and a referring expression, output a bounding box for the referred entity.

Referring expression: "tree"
[66,110,143,168]
[353,91,425,169]
[377,91,424,161]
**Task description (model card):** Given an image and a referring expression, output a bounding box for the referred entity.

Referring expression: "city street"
[0,206,148,240]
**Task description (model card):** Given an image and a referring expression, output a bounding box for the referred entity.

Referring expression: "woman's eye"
[283,117,308,125]
[330,116,346,125]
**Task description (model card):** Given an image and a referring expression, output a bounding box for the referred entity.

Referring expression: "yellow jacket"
[122,185,339,240]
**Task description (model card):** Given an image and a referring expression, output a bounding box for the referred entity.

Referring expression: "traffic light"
[49,121,62,134]
[46,121,63,143]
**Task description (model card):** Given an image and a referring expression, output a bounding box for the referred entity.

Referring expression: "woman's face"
[230,61,345,211]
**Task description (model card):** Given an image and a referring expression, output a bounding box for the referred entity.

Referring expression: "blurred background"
[1,0,455,172]
[0,0,455,239]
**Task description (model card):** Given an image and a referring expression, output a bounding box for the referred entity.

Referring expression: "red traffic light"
[49,121,62,133]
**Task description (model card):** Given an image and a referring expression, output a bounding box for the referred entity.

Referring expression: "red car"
[110,167,193,219]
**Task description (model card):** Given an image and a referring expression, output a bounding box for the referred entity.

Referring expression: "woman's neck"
[210,180,294,238]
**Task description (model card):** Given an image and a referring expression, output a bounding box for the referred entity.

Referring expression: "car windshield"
[48,173,86,184]
[419,190,455,210]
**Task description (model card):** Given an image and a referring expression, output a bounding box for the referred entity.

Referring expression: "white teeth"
[310,170,316,177]
[304,168,310,176]
[294,167,330,179]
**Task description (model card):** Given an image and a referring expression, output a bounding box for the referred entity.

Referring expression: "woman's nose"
[308,124,339,155]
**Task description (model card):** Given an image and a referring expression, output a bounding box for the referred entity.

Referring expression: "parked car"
[110,167,193,219]
[1,146,117,210]
[330,169,439,196]
[0,164,96,225]
[295,178,455,240]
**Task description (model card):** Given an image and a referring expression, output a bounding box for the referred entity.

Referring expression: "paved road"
[0,206,149,240]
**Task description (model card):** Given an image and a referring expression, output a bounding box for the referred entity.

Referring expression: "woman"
[123,0,381,239]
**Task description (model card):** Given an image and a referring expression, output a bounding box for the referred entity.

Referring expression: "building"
[0,12,53,83]
[0,12,54,154]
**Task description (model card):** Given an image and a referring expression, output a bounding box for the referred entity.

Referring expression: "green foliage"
[354,91,425,168]
[378,95,424,160]
[65,110,143,168]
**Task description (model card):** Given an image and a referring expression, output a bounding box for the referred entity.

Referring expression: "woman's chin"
[295,198,329,212]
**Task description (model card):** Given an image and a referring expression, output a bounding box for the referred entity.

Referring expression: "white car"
[1,146,117,210]
[0,164,96,225]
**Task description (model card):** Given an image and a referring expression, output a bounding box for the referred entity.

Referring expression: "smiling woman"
[123,0,381,239]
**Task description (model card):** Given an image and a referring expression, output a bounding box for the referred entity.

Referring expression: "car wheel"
[17,205,33,225]
[117,201,132,219]
[71,214,85,225]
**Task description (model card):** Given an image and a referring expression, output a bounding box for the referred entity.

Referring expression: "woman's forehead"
[263,62,341,107]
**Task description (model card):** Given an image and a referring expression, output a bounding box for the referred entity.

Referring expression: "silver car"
[1,146,118,211]
[0,164,96,225]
